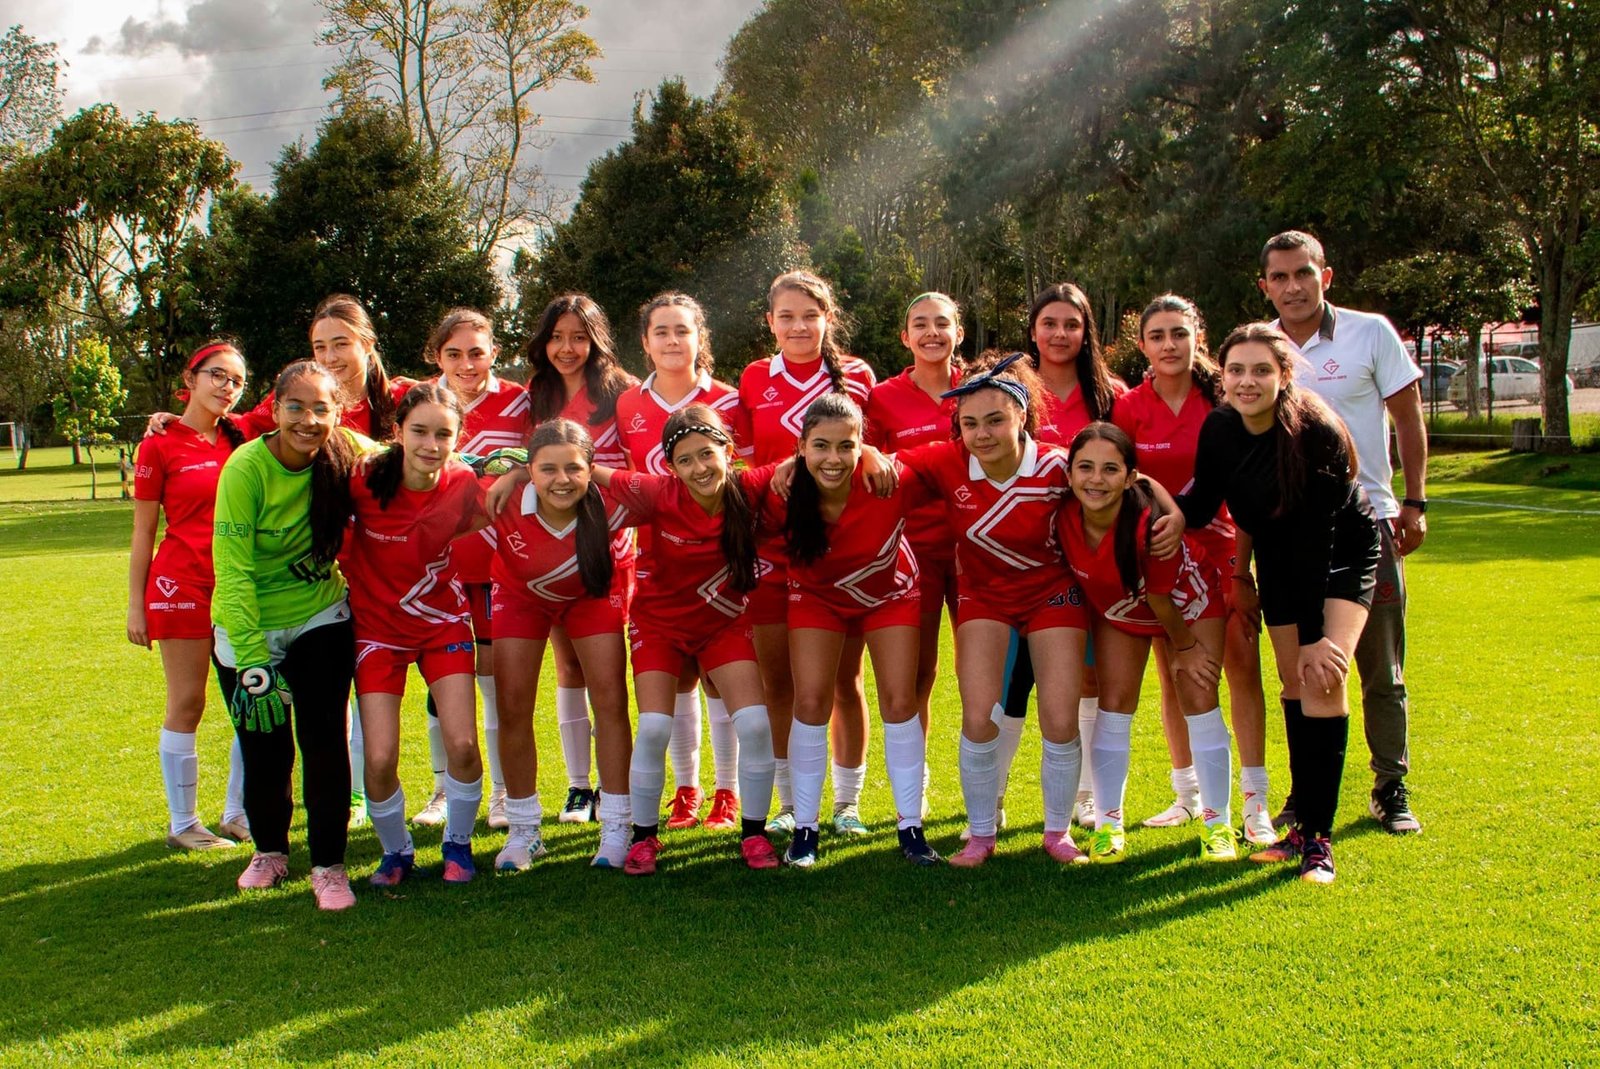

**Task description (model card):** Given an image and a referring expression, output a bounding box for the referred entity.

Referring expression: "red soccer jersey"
[614,372,746,476]
[1058,500,1219,636]
[344,459,484,647]
[449,375,532,584]
[233,376,419,439]
[133,422,236,584]
[738,353,877,466]
[897,437,1074,606]
[867,366,959,563]
[556,380,636,469]
[1036,376,1130,447]
[606,468,771,629]
[489,483,634,603]
[1111,378,1236,568]
[759,465,918,611]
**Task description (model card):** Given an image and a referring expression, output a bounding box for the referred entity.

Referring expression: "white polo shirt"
[1274,304,1419,520]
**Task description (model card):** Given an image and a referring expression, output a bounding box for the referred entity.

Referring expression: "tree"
[320,0,600,255]
[52,334,126,499]
[0,24,63,165]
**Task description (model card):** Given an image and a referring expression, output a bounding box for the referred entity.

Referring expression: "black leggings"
[219,618,356,868]
[1002,637,1034,719]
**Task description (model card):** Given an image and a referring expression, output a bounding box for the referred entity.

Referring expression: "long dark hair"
[1139,293,1220,405]
[1027,282,1117,421]
[784,394,864,566]
[274,360,356,565]
[661,404,758,593]
[1216,322,1359,516]
[524,294,631,426]
[184,339,246,448]
[365,382,466,510]
[1068,421,1162,595]
[528,418,614,598]
[768,270,852,392]
[638,292,715,377]
[311,294,397,440]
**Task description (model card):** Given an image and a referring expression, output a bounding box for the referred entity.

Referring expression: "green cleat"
[1088,826,1127,864]
[1199,822,1240,862]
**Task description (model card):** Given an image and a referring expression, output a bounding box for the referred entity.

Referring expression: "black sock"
[1299,714,1350,838]
[426,692,438,719]
[632,823,658,843]
[741,817,767,839]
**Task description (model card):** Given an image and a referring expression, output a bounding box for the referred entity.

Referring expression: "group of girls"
[129,269,1378,909]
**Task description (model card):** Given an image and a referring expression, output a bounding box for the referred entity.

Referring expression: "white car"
[1447,356,1574,407]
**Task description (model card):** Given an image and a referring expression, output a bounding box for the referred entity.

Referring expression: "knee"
[732,707,773,752]
[634,711,674,755]
[444,734,480,768]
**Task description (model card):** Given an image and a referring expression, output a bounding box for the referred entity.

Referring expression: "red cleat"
[665,786,704,830]
[703,789,740,830]
[740,834,781,870]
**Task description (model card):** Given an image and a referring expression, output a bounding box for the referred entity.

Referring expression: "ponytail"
[1067,421,1156,595]
[527,418,614,597]
[661,404,758,592]
[783,393,864,565]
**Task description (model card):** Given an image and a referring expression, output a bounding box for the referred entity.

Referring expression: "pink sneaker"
[310,865,356,911]
[949,834,996,868]
[236,852,288,890]
[740,834,780,870]
[624,836,661,876]
[1042,830,1088,865]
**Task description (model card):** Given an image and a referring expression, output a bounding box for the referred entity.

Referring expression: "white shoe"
[1242,806,1276,845]
[486,788,508,830]
[411,789,448,827]
[1142,796,1201,828]
[959,800,1006,841]
[1072,793,1096,828]
[591,816,629,869]
[494,827,547,872]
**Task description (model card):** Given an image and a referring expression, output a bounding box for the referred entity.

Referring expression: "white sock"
[1185,709,1233,826]
[597,789,630,824]
[427,711,448,794]
[1171,764,1200,802]
[832,761,866,809]
[368,787,413,855]
[347,702,365,797]
[1091,710,1133,829]
[706,696,739,792]
[1041,738,1082,834]
[789,721,829,831]
[959,734,1001,838]
[223,733,247,823]
[994,707,1025,802]
[1076,698,1098,799]
[731,705,775,824]
[478,675,502,792]
[670,689,703,790]
[883,718,926,829]
[158,728,199,836]
[1240,764,1270,818]
[630,711,673,828]
[442,772,482,844]
[504,792,542,837]
[774,757,793,809]
[556,686,593,790]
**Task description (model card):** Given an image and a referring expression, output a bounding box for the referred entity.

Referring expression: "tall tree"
[51,334,126,498]
[0,24,63,165]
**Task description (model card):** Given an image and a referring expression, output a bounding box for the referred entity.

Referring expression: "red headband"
[187,342,235,371]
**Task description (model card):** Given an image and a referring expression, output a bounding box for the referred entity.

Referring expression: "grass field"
[1,448,1597,1066]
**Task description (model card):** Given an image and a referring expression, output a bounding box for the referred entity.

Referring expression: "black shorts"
[1258,485,1381,631]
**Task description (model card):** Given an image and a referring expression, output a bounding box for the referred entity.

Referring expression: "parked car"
[1447,356,1575,408]
[1419,359,1462,404]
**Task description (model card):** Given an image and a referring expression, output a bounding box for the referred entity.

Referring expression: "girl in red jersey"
[520,295,637,828]
[1113,294,1273,843]
[766,394,938,867]
[1060,422,1236,864]
[490,418,635,871]
[591,404,780,876]
[739,271,881,838]
[345,383,488,886]
[129,341,251,851]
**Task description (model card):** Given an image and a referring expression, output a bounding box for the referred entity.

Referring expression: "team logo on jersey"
[953,485,972,504]
[763,386,780,403]
[155,576,180,598]
[1322,358,1340,377]
[629,413,648,433]
[505,531,526,554]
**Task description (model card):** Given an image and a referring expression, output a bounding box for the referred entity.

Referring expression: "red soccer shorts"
[628,614,755,677]
[786,583,921,636]
[355,632,476,696]
[490,582,627,643]
[145,573,213,641]
[957,576,1089,634]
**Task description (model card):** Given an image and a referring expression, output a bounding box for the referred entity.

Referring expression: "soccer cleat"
[898,826,942,866]
[310,864,357,911]
[167,824,236,851]
[832,803,869,836]
[486,788,509,831]
[349,791,369,829]
[236,851,289,890]
[783,827,820,868]
[1299,835,1336,884]
[217,815,251,843]
[959,803,1007,841]
[1242,804,1276,846]
[1042,830,1089,865]
[1088,826,1127,864]
[494,829,547,873]
[1251,826,1304,864]
[1142,796,1201,828]
[560,786,597,824]
[741,833,781,870]
[1273,792,1297,830]
[1073,793,1096,829]
[665,786,704,829]
[411,790,448,827]
[1200,822,1240,863]
[624,836,662,876]
[1369,781,1422,835]
[369,849,415,887]
[765,807,796,835]
[949,833,996,868]
[441,840,476,884]
[591,816,629,869]
[703,789,740,830]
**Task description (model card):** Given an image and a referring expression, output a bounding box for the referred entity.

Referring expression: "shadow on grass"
[1,813,1288,1062]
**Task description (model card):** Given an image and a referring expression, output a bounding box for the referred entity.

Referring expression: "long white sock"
[959,734,1001,838]
[774,758,793,808]
[1076,698,1098,799]
[223,733,247,823]
[478,675,502,792]
[1240,764,1270,820]
[1041,738,1082,834]
[158,728,199,836]
[789,721,829,831]
[882,718,926,829]
[994,712,1025,802]
[731,705,775,824]
[1171,764,1200,802]
[368,787,413,855]
[670,689,703,790]
[706,696,739,792]
[556,686,593,790]
[348,702,365,797]
[630,711,673,828]
[427,711,448,794]
[832,761,866,809]
[442,772,482,844]
[1091,710,1133,829]
[1185,708,1233,826]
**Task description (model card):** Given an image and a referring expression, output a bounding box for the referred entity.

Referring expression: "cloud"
[85,0,312,58]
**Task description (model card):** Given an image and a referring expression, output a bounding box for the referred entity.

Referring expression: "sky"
[4,0,761,196]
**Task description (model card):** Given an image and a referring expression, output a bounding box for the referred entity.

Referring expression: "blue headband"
[941,351,1030,410]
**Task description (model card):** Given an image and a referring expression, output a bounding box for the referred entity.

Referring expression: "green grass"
[0,446,133,503]
[1426,409,1600,451]
[1,456,1597,1065]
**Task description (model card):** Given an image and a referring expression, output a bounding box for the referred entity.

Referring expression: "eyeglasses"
[280,401,335,420]
[202,367,246,390]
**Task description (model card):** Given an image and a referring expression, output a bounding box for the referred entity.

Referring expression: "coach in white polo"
[1258,229,1425,835]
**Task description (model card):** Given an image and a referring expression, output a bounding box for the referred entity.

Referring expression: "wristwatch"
[1402,497,1427,513]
